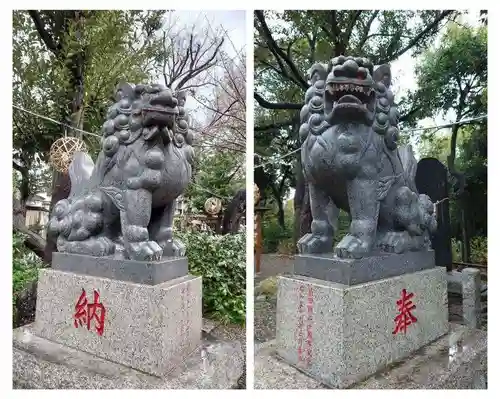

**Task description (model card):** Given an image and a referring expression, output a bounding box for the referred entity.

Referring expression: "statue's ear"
[114,83,135,101]
[176,90,188,106]
[308,63,328,84]
[373,64,392,88]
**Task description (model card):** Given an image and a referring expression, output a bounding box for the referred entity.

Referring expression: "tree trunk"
[14,224,46,260]
[277,200,285,230]
[13,195,27,230]
[13,161,31,227]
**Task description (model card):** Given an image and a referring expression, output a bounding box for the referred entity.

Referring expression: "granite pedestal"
[32,254,202,377]
[275,257,448,388]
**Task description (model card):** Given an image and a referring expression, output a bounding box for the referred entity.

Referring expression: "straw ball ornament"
[49,136,87,173]
[204,197,222,216]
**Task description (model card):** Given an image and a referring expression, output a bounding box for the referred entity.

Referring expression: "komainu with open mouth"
[298,56,437,258]
[48,83,194,261]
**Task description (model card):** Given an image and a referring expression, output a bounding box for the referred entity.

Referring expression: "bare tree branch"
[254,92,302,110]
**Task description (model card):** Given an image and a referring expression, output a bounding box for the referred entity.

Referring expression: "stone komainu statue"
[48,83,194,261]
[298,56,437,258]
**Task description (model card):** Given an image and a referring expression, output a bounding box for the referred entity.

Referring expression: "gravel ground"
[254,294,277,343]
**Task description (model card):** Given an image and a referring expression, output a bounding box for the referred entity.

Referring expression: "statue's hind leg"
[53,191,116,257]
[298,183,338,254]
[377,187,434,253]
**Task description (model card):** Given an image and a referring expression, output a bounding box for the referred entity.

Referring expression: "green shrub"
[12,232,44,323]
[13,232,43,294]
[333,211,351,246]
[176,231,246,325]
[262,218,292,253]
[451,236,487,264]
[470,236,487,264]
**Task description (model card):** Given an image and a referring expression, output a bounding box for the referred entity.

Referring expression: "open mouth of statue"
[326,82,375,109]
[324,81,376,125]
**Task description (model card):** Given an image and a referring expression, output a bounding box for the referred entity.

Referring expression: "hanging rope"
[253,114,487,169]
[12,104,102,138]
[13,103,229,199]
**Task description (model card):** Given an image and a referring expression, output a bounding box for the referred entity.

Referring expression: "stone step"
[13,325,244,389]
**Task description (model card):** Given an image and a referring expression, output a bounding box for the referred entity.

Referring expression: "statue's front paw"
[297,233,333,254]
[335,235,371,259]
[128,241,163,261]
[159,238,186,257]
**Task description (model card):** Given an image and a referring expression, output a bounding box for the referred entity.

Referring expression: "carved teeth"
[332,84,374,93]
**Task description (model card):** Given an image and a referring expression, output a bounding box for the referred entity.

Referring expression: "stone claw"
[159,238,186,257]
[297,233,333,254]
[334,234,371,259]
[128,240,163,261]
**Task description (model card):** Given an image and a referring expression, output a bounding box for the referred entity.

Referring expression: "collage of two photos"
[11,8,488,391]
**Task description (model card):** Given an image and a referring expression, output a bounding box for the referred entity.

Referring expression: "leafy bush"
[177,231,246,325]
[12,232,44,324]
[470,236,487,264]
[13,232,43,295]
[262,218,292,253]
[451,236,487,264]
[451,238,462,262]
[277,238,296,255]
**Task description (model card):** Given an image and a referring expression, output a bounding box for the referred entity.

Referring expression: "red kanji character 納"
[74,289,88,328]
[87,290,106,336]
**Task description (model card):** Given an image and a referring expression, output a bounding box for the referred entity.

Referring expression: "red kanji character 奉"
[87,290,106,336]
[393,289,417,335]
[74,289,88,328]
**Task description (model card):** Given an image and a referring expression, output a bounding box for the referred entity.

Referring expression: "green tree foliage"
[184,149,245,213]
[411,23,487,167]
[413,22,487,261]
[13,10,165,203]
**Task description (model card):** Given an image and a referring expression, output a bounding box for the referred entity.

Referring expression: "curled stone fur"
[48,83,194,261]
[298,56,437,258]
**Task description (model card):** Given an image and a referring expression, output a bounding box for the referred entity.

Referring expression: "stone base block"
[255,324,486,389]
[275,267,448,388]
[52,252,188,285]
[34,269,202,377]
[294,250,435,285]
[13,325,244,389]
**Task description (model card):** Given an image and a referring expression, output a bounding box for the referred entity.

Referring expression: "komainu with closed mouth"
[298,55,437,258]
[48,83,194,261]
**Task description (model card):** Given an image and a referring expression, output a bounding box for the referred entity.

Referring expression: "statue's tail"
[68,151,95,199]
[397,144,418,193]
